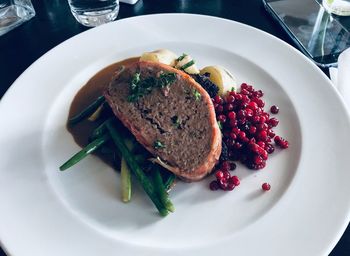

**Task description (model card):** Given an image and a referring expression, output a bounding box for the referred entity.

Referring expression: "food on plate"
[120,157,131,203]
[208,83,289,190]
[140,49,178,66]
[60,49,289,215]
[200,65,237,96]
[262,182,271,191]
[104,61,221,181]
[175,54,200,74]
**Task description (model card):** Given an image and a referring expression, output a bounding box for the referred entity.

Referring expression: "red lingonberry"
[209,180,220,190]
[217,115,227,123]
[214,95,222,104]
[228,111,236,120]
[262,183,271,191]
[215,170,224,180]
[230,176,240,186]
[221,161,231,171]
[226,95,235,104]
[249,125,257,134]
[215,105,224,113]
[268,118,279,127]
[270,105,279,114]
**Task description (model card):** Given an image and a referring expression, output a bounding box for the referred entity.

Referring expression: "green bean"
[59,133,110,171]
[121,157,132,203]
[152,167,175,213]
[90,118,111,141]
[164,173,176,191]
[134,154,146,164]
[87,102,105,122]
[68,95,105,125]
[105,120,168,216]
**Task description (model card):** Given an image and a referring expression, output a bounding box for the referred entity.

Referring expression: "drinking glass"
[68,0,120,27]
[0,0,35,36]
[323,0,350,16]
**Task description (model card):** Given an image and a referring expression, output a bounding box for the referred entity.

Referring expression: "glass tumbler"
[0,0,35,36]
[68,0,120,27]
[323,0,350,16]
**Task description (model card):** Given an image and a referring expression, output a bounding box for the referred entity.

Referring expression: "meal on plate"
[60,49,289,216]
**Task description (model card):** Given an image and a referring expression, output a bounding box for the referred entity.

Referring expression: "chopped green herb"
[218,121,223,130]
[154,140,165,149]
[193,89,201,101]
[177,53,187,62]
[231,87,236,92]
[131,72,140,87]
[180,60,195,71]
[171,116,181,128]
[158,72,177,88]
[128,72,177,102]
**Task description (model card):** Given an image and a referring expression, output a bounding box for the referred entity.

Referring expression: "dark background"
[0,0,349,255]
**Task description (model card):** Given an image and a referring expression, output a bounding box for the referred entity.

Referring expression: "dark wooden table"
[0,0,348,255]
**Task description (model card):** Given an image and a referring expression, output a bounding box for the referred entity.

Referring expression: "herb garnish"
[180,60,195,71]
[217,121,223,130]
[177,53,187,62]
[193,89,201,101]
[171,116,181,128]
[231,87,235,92]
[128,72,177,102]
[154,140,165,149]
[131,72,140,89]
[158,72,177,88]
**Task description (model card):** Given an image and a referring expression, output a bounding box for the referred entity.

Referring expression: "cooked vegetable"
[152,167,175,212]
[140,49,178,66]
[175,54,200,74]
[134,154,146,164]
[124,138,135,151]
[164,173,176,191]
[180,60,195,71]
[68,95,105,125]
[200,66,237,95]
[87,103,104,121]
[105,120,168,216]
[192,73,219,98]
[59,133,110,171]
[121,157,132,203]
[90,118,110,140]
[177,53,187,62]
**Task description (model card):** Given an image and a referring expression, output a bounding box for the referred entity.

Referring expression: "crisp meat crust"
[104,61,221,181]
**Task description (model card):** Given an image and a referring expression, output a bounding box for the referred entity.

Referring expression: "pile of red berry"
[209,83,289,191]
[209,161,239,191]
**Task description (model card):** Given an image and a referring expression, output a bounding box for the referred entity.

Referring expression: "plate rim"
[1,13,350,256]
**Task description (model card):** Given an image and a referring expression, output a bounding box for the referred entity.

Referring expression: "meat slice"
[104,61,221,181]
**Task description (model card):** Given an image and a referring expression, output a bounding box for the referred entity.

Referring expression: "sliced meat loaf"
[104,61,221,181]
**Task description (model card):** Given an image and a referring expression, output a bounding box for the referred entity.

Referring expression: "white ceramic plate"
[1,14,350,256]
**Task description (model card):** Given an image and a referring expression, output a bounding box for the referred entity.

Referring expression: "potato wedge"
[175,54,200,74]
[200,65,237,95]
[140,49,178,66]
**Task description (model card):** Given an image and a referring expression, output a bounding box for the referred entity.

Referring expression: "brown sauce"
[67,57,139,167]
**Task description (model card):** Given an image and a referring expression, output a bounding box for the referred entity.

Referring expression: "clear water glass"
[68,0,120,27]
[323,0,350,16]
[0,0,35,36]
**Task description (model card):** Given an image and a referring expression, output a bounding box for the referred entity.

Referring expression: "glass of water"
[68,0,120,27]
[323,0,350,16]
[0,0,35,36]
